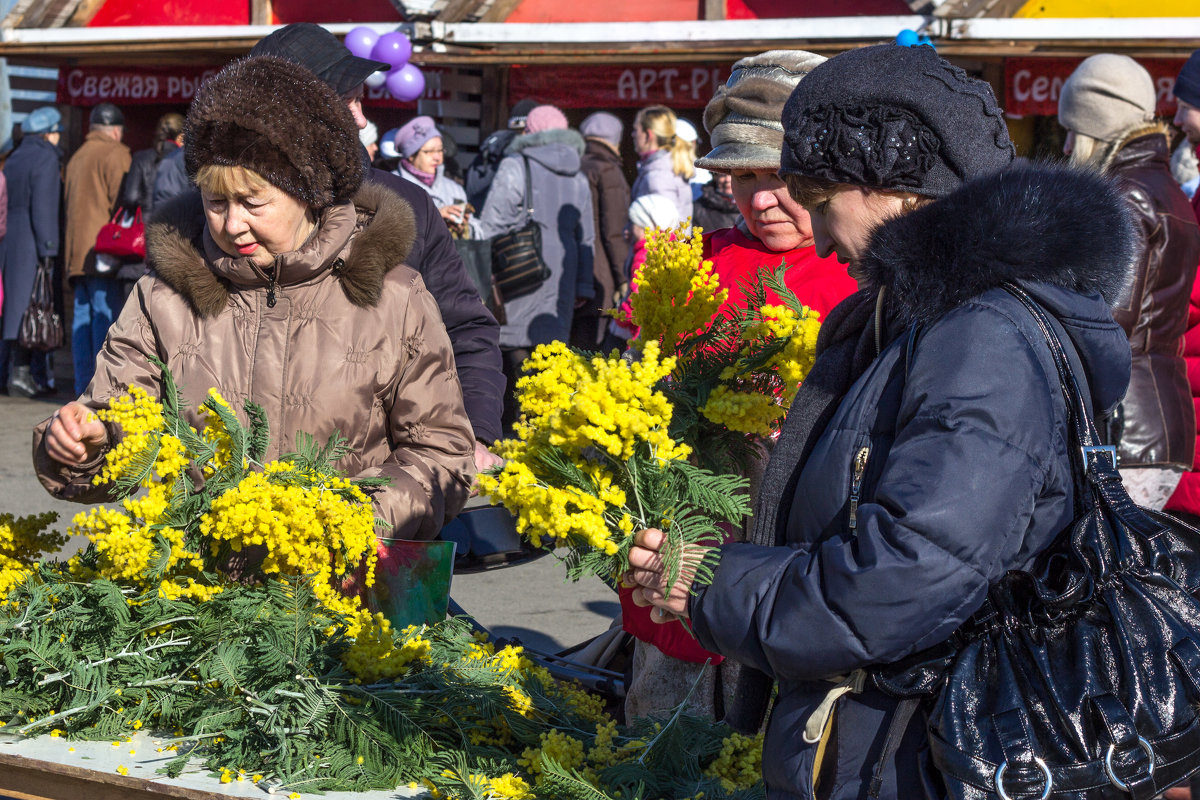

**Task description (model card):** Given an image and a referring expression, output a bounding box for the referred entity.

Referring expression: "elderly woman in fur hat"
[625,44,1137,797]
[33,56,475,540]
[1059,54,1200,512]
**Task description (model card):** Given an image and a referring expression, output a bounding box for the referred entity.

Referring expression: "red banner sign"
[1005,57,1187,117]
[508,63,731,109]
[58,66,221,106]
[59,65,450,108]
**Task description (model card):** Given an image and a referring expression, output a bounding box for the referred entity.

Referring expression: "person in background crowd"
[573,111,631,349]
[618,51,856,723]
[466,97,540,211]
[34,56,474,541]
[0,106,59,398]
[631,105,693,224]
[251,22,504,473]
[392,115,479,238]
[691,171,741,232]
[151,140,190,209]
[626,44,1136,797]
[360,120,379,163]
[64,102,131,396]
[436,124,464,185]
[1174,50,1200,220]
[1164,52,1200,800]
[478,104,595,431]
[675,118,712,200]
[1060,54,1200,509]
[123,112,184,218]
[120,112,185,298]
[374,127,401,172]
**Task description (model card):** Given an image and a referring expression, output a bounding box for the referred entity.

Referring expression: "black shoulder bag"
[874,283,1200,800]
[18,257,64,352]
[490,154,551,301]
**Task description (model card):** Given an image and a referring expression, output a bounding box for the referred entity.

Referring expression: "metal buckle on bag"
[1104,737,1155,792]
[995,758,1052,800]
[1082,445,1118,469]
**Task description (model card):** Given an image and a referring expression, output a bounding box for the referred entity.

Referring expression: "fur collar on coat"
[145,182,417,318]
[858,162,1137,328]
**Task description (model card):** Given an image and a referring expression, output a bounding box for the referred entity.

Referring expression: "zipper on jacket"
[265,264,277,308]
[848,444,870,530]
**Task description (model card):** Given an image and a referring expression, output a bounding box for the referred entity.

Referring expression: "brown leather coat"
[63,130,131,278]
[34,182,475,539]
[1102,125,1200,469]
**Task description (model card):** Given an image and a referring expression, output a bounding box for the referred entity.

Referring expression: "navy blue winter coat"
[689,165,1137,799]
[0,136,60,342]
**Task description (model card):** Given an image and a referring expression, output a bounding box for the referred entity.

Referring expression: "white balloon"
[365,71,387,89]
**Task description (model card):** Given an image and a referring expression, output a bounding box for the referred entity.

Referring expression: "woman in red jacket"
[620,49,857,723]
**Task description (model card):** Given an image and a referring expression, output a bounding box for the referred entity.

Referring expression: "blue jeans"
[72,276,124,396]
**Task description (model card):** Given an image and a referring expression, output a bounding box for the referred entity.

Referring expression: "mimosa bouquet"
[0,362,769,799]
[481,223,822,596]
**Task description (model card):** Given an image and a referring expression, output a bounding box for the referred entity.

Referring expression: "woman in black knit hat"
[34,56,475,541]
[625,44,1138,798]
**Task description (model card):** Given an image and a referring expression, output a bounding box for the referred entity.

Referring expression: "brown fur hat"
[184,55,363,208]
[696,50,826,172]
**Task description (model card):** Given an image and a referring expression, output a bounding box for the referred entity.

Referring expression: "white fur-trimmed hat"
[696,50,826,172]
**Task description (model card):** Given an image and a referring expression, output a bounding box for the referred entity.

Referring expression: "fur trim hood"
[145,181,416,318]
[859,163,1136,328]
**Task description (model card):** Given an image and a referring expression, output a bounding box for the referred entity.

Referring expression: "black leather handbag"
[874,284,1200,800]
[490,154,551,301]
[17,257,64,352]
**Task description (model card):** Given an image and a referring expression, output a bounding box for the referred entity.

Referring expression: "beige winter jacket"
[34,182,475,540]
[63,130,131,278]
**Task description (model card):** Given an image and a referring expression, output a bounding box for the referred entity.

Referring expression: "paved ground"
[0,389,618,656]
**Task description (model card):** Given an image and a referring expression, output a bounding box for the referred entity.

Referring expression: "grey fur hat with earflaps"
[695,50,826,172]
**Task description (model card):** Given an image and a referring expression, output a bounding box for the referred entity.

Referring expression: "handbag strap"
[1001,283,1117,486]
[519,154,534,225]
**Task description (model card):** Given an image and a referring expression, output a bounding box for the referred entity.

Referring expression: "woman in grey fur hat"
[34,56,475,541]
[626,43,1138,798]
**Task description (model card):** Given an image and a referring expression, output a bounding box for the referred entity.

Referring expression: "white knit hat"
[629,194,682,230]
[1059,54,1157,143]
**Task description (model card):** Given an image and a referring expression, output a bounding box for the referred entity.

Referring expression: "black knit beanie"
[779,44,1014,198]
[184,55,363,209]
[1175,50,1200,109]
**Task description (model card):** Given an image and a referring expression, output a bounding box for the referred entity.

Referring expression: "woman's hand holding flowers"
[45,401,109,466]
[625,528,711,622]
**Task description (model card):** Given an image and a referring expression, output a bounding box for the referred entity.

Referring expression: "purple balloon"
[344,26,379,60]
[386,63,425,102]
[370,31,413,70]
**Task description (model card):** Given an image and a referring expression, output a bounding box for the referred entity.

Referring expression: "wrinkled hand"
[624,528,710,622]
[470,441,504,496]
[44,401,108,466]
[440,204,465,223]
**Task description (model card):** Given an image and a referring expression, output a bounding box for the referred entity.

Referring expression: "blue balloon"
[896,29,920,46]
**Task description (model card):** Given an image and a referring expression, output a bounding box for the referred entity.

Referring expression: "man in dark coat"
[0,106,62,397]
[250,23,506,470]
[573,111,631,348]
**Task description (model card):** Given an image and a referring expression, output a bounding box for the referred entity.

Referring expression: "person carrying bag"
[489,153,550,301]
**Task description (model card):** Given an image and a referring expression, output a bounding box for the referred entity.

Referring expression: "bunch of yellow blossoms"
[200,462,377,622]
[480,340,690,562]
[0,512,63,605]
[701,302,823,436]
[628,224,726,351]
